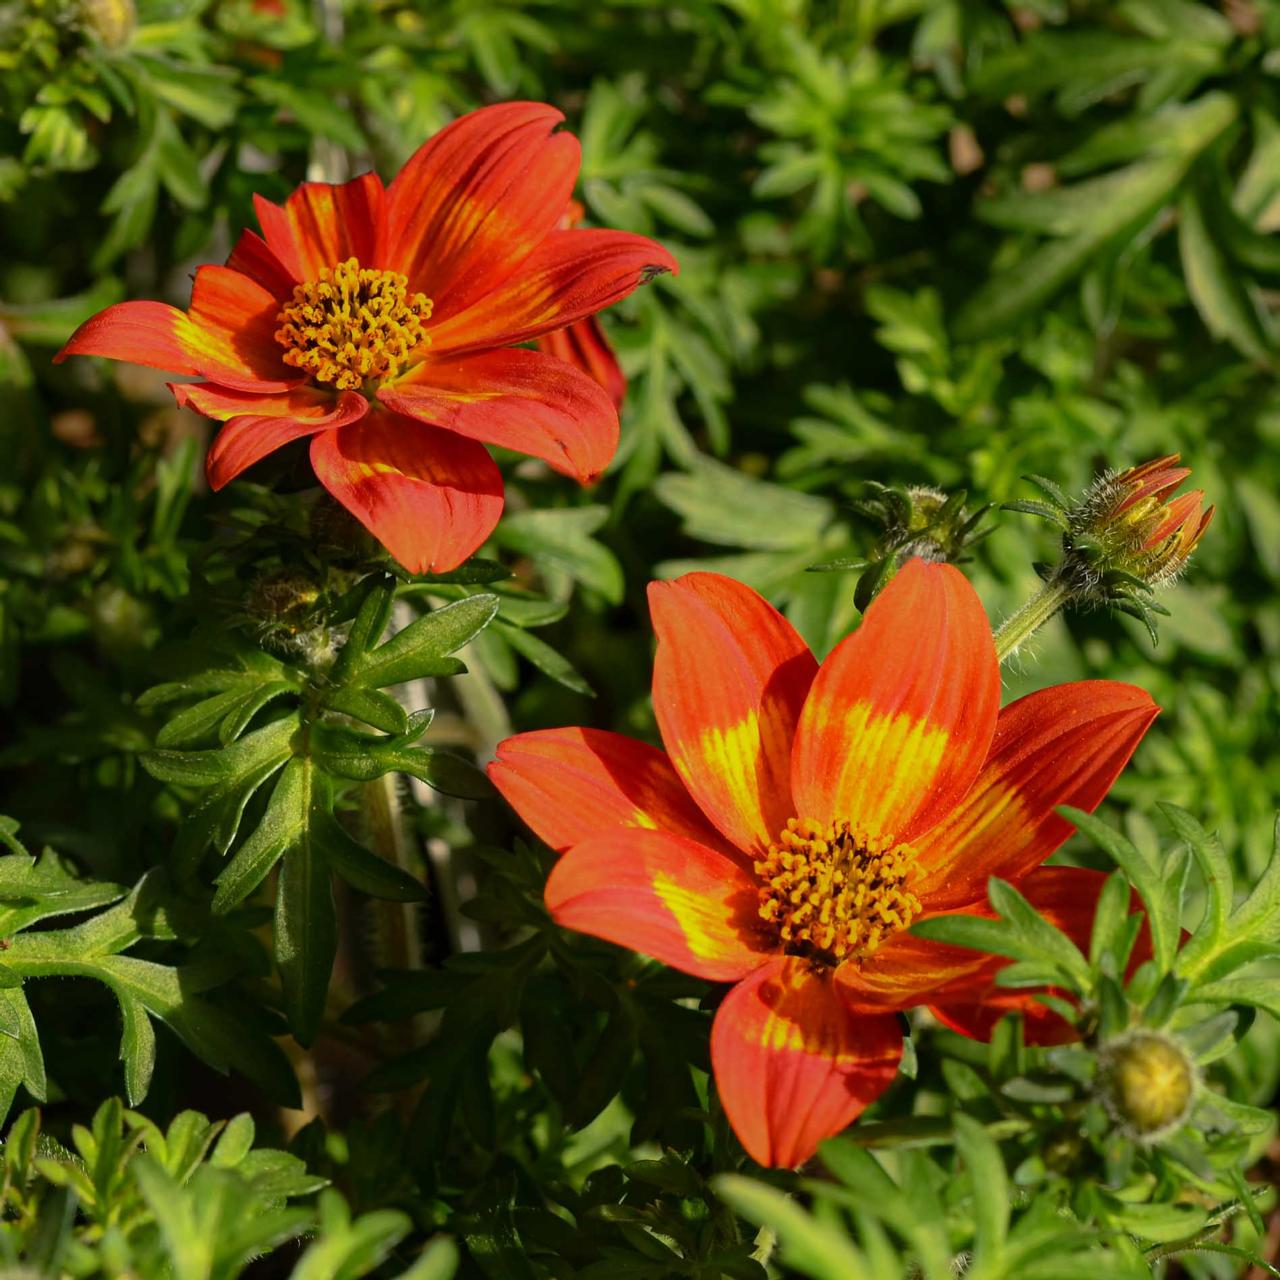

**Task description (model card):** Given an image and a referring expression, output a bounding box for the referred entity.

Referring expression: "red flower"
[489,560,1158,1167]
[535,202,627,410]
[55,103,676,573]
[1081,453,1215,587]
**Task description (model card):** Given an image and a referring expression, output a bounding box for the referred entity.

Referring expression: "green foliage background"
[2,0,1280,1275]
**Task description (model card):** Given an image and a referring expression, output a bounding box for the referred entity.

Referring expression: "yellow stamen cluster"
[275,258,432,390]
[755,817,921,964]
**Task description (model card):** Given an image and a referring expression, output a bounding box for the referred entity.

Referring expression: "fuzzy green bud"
[1098,1030,1196,1141]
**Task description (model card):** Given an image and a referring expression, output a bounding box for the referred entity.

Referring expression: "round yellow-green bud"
[1097,1030,1196,1141]
[80,0,136,48]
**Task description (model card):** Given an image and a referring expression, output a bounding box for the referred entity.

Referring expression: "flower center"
[275,257,433,390]
[754,817,921,965]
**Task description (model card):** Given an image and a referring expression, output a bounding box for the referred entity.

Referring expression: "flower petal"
[381,347,617,483]
[930,868,1152,1046]
[488,728,738,858]
[711,957,902,1167]
[791,559,1000,844]
[910,681,1159,910]
[648,574,818,858]
[56,301,205,376]
[836,868,1149,1034]
[183,387,367,489]
[381,102,580,319]
[309,411,504,573]
[253,171,385,284]
[226,229,296,299]
[426,228,677,355]
[835,924,1003,1015]
[538,316,626,410]
[185,265,302,391]
[544,828,774,981]
[171,381,340,422]
[56,268,300,393]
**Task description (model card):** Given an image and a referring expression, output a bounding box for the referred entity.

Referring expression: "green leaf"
[0,988,46,1117]
[713,1175,869,1279]
[213,758,310,913]
[1063,807,1181,974]
[117,994,156,1106]
[143,713,300,788]
[398,1237,461,1280]
[353,596,499,689]
[1160,805,1231,968]
[248,78,365,148]
[655,457,833,552]
[320,686,409,735]
[330,576,397,683]
[954,1114,1008,1264]
[317,815,427,903]
[913,878,1090,993]
[493,509,625,603]
[494,621,593,696]
[272,762,337,1046]
[1177,188,1275,363]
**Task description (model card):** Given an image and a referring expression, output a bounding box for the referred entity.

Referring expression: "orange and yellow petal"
[426,228,678,356]
[544,828,775,981]
[56,267,299,392]
[253,171,384,285]
[910,681,1159,910]
[834,922,1005,1015]
[488,727,740,860]
[183,386,367,489]
[648,574,818,858]
[538,316,626,411]
[711,957,902,1167]
[309,411,504,574]
[184,265,303,391]
[380,102,579,318]
[381,346,617,483]
[225,229,296,300]
[790,558,1000,845]
[928,867,1152,1045]
[56,301,208,377]
[172,381,337,423]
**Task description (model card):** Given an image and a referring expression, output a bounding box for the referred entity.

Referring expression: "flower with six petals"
[55,102,676,573]
[489,559,1159,1167]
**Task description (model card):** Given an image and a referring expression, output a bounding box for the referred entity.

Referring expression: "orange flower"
[55,103,676,573]
[1077,453,1214,587]
[535,202,627,410]
[489,560,1158,1167]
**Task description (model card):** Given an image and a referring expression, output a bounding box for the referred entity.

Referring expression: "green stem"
[993,580,1074,664]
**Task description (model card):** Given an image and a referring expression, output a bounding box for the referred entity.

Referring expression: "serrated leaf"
[353,596,498,689]
[144,714,300,788]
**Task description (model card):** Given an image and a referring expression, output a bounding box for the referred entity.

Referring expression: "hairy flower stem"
[993,580,1074,664]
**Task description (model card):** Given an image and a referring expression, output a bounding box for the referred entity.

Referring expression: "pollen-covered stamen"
[754,817,921,964]
[275,257,433,390]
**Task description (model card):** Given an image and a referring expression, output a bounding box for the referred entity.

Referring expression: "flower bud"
[818,483,990,609]
[1003,453,1213,647]
[81,0,136,48]
[1073,455,1213,590]
[1098,1029,1196,1141]
[241,570,337,665]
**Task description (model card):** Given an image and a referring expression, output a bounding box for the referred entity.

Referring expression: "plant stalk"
[993,579,1074,664]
